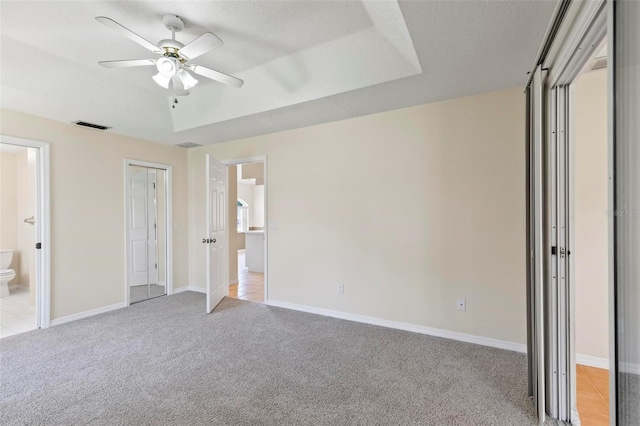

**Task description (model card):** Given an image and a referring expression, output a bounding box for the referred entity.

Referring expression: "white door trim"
[0,135,51,329]
[124,159,173,306]
[222,156,268,303]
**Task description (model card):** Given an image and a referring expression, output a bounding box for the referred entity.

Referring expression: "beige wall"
[188,87,527,344]
[228,165,240,283]
[238,182,254,216]
[574,69,609,360]
[238,179,265,230]
[16,148,37,302]
[252,184,265,229]
[242,162,264,185]
[0,108,189,320]
[0,150,19,276]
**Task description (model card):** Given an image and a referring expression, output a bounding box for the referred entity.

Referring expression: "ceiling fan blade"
[179,32,223,60]
[96,16,163,54]
[99,59,156,68]
[190,65,243,88]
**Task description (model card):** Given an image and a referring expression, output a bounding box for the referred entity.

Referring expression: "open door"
[527,64,547,425]
[205,154,228,313]
[128,167,150,287]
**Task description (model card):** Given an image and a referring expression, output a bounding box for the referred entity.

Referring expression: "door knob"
[202,238,207,244]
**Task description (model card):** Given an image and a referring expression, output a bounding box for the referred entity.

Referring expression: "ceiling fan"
[96,14,243,96]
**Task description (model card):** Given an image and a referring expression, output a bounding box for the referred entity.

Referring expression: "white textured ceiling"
[0,0,557,146]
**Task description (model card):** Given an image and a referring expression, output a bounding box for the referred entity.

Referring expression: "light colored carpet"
[129,284,166,304]
[620,372,640,424]
[1,292,539,425]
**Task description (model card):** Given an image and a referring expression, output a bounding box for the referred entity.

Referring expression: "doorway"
[124,160,172,305]
[0,136,50,336]
[226,161,266,303]
[573,48,610,426]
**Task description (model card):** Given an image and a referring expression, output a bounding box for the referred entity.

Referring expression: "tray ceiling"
[0,1,557,146]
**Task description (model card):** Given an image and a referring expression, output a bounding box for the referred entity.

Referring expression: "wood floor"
[228,250,264,303]
[577,364,610,426]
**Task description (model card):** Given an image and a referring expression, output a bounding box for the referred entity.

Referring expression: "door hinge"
[155,263,158,269]
[551,246,557,255]
[153,182,156,189]
[560,247,567,258]
[35,242,42,250]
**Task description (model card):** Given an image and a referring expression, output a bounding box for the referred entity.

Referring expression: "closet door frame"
[124,159,173,306]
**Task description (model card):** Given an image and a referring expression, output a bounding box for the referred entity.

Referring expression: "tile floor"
[228,250,264,303]
[0,285,37,338]
[577,364,610,426]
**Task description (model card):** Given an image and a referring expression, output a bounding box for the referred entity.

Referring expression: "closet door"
[526,64,547,425]
[127,165,168,304]
[545,84,572,422]
[611,1,640,424]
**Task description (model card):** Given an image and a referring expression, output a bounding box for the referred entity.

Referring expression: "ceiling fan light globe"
[152,72,171,89]
[178,69,199,90]
[156,57,177,77]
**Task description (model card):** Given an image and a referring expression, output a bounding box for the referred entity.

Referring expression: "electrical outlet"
[457,298,466,311]
[337,284,344,295]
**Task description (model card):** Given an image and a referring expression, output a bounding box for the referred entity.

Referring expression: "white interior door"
[128,168,148,287]
[206,154,228,313]
[147,170,158,285]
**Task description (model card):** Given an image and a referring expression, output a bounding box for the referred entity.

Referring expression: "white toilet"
[0,250,17,298]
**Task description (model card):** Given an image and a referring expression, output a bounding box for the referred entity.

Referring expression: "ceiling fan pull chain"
[172,82,179,108]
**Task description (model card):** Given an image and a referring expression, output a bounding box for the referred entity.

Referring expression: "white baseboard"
[173,286,206,294]
[50,302,126,327]
[266,299,527,353]
[576,354,610,370]
[620,362,640,375]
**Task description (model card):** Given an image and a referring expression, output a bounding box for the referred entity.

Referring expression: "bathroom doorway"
[0,136,50,337]
[225,158,267,303]
[124,160,173,305]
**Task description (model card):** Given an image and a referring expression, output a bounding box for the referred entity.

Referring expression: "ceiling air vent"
[73,121,111,131]
[175,142,202,148]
